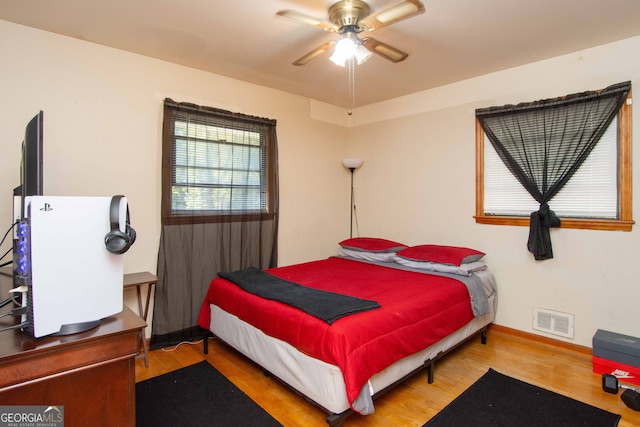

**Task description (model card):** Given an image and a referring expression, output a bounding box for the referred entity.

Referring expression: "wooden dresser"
[0,269,146,426]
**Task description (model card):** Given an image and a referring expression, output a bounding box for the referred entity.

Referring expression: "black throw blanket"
[219,267,380,324]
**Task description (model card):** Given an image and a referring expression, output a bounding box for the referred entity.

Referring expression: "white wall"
[0,20,350,331]
[347,36,640,347]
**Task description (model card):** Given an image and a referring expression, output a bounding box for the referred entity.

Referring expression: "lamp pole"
[341,158,363,238]
[348,167,355,238]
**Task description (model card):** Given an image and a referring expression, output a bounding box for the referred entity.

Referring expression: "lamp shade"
[330,37,357,66]
[342,158,364,169]
[354,44,372,64]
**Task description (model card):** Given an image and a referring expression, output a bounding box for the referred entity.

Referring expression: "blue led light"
[16,220,31,279]
[17,259,29,277]
[17,221,28,238]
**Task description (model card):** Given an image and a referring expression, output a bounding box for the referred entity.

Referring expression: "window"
[475,86,633,232]
[162,99,278,224]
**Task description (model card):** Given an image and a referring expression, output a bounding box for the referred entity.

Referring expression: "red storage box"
[593,329,640,386]
[593,356,640,386]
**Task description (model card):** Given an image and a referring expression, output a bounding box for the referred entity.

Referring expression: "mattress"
[207,291,496,415]
[200,257,497,415]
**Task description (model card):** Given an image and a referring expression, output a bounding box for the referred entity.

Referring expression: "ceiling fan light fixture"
[330,37,356,66]
[329,52,347,67]
[281,0,423,67]
[330,28,362,66]
[354,44,372,64]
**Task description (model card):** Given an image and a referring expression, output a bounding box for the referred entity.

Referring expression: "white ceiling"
[2,0,640,108]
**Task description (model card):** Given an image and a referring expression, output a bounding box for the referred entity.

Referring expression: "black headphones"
[104,195,136,254]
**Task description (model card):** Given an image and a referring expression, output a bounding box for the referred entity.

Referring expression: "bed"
[198,238,497,426]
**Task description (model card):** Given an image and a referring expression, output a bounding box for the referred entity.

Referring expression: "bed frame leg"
[326,409,350,427]
[426,360,435,384]
[202,329,213,355]
[481,327,487,345]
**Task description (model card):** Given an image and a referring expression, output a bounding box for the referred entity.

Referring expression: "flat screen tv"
[21,111,44,211]
[12,111,44,287]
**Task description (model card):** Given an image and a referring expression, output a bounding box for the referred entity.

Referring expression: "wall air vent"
[533,307,575,339]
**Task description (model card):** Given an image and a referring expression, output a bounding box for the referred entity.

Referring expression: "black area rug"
[136,361,282,427]
[424,368,621,427]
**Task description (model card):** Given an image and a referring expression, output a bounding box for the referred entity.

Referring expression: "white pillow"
[336,247,397,262]
[394,256,487,276]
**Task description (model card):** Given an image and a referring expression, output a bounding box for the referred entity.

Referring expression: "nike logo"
[611,369,635,379]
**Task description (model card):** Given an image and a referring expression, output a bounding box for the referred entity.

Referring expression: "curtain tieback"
[527,203,560,260]
[535,202,561,227]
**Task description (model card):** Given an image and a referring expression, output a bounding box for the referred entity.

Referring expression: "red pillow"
[339,237,407,253]
[396,245,485,266]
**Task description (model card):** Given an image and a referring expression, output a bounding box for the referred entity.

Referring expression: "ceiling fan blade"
[361,0,425,31]
[292,42,336,66]
[361,38,409,63]
[276,10,339,32]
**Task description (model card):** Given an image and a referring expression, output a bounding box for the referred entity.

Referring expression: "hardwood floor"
[135,327,640,426]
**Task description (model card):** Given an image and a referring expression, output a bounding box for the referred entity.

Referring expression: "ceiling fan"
[277,0,425,67]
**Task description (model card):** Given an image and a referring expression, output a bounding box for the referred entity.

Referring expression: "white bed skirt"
[208,292,496,415]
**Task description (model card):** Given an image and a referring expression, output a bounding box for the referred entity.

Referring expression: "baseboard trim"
[488,324,592,355]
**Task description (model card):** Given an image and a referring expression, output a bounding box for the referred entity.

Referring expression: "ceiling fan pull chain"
[348,57,355,115]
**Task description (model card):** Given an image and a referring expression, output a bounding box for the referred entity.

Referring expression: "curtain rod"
[476,81,631,117]
[164,98,276,126]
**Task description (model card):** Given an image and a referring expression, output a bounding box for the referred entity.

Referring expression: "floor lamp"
[342,158,364,238]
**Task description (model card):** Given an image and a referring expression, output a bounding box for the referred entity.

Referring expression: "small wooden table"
[123,271,159,367]
[0,303,145,426]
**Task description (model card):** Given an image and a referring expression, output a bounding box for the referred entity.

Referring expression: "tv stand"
[0,268,146,426]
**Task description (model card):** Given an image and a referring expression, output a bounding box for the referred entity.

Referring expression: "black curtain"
[476,81,630,260]
[151,100,279,349]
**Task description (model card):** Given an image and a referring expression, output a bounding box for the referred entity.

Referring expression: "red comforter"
[198,257,474,411]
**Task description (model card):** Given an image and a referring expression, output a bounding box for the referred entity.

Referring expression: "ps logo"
[40,203,53,212]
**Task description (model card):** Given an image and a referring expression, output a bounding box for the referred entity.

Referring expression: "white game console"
[20,196,126,337]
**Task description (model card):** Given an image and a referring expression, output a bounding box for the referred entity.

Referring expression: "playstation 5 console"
[17,196,127,337]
